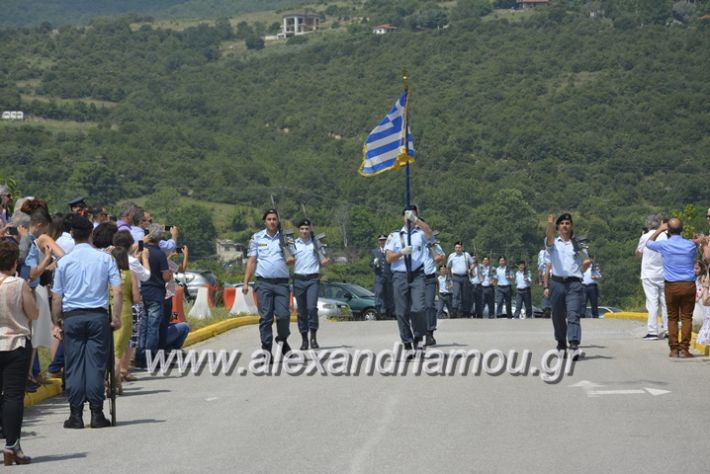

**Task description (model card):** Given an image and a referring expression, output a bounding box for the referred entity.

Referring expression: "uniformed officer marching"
[469,255,483,318]
[423,232,445,346]
[385,206,434,353]
[50,216,121,429]
[242,209,293,357]
[513,260,533,319]
[290,219,330,350]
[446,242,473,319]
[480,256,495,318]
[494,256,514,318]
[371,234,394,319]
[544,213,592,359]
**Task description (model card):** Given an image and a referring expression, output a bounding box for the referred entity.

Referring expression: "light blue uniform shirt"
[481,265,493,286]
[515,270,531,289]
[438,275,450,294]
[423,241,443,276]
[447,252,471,275]
[496,266,512,286]
[546,237,587,279]
[52,243,121,312]
[292,238,320,275]
[537,249,549,273]
[646,235,696,282]
[24,234,40,289]
[247,229,289,279]
[469,264,481,285]
[582,265,601,285]
[385,227,428,273]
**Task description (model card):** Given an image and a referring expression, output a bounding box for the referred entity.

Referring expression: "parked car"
[585,306,623,318]
[174,270,218,301]
[316,298,353,320]
[320,282,379,321]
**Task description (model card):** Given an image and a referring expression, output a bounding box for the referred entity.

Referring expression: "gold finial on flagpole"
[402,66,409,91]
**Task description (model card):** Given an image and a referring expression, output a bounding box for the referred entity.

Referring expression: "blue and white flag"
[359,91,415,177]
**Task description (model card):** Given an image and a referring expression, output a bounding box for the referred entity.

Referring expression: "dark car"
[319,282,379,321]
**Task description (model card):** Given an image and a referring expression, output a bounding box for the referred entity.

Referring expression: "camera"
[176,246,183,254]
[7,226,18,236]
[164,225,173,232]
[138,240,144,251]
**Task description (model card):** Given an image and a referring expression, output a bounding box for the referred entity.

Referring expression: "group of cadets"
[244,207,600,359]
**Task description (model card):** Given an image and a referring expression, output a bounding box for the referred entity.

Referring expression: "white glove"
[400,246,413,256]
[404,210,418,223]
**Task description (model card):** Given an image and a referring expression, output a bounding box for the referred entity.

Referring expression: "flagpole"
[402,67,413,283]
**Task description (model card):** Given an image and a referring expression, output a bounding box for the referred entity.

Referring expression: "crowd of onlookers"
[0,184,191,464]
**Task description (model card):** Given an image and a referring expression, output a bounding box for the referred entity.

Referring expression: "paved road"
[18,319,710,473]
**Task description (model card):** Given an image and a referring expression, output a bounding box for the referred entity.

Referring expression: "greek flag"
[359,91,415,176]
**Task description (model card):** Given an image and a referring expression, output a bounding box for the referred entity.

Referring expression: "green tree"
[165,204,217,259]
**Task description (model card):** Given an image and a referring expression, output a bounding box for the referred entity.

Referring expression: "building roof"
[373,24,398,30]
[282,12,321,19]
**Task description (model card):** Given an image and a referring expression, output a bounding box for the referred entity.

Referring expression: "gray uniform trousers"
[392,271,427,344]
[495,286,512,317]
[550,279,584,349]
[255,279,291,348]
[451,274,471,318]
[294,278,320,333]
[424,273,437,332]
[63,312,111,407]
[514,288,533,318]
[482,286,495,318]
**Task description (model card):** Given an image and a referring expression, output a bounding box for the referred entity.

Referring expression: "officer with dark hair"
[242,209,292,358]
[544,213,591,359]
[385,206,433,354]
[371,234,394,319]
[446,241,473,318]
[290,218,330,350]
[51,216,122,429]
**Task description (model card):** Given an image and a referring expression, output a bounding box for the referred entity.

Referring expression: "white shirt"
[129,255,151,283]
[637,230,667,281]
[56,232,75,254]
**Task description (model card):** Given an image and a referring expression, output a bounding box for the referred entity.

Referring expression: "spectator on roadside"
[645,218,697,358]
[582,258,602,318]
[161,242,188,351]
[636,214,669,340]
[0,240,39,464]
[135,224,171,369]
[0,185,13,226]
[51,215,122,429]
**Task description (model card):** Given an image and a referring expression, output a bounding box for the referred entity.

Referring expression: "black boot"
[276,338,291,356]
[90,404,111,428]
[424,331,436,346]
[63,405,84,429]
[310,330,319,349]
[300,332,309,351]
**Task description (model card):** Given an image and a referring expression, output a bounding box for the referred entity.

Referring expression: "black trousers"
[0,342,33,445]
[583,284,599,318]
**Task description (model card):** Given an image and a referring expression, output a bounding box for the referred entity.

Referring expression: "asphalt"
[16,318,710,473]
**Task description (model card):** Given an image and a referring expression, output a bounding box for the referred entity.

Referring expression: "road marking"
[570,380,671,398]
[205,397,218,402]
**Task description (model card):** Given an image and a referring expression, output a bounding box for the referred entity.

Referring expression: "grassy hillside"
[0,0,308,27]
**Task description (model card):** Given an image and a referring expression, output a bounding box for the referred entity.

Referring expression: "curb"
[24,314,269,408]
[605,311,709,356]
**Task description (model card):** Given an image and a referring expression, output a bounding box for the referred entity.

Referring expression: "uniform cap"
[297,219,311,228]
[556,213,573,225]
[68,196,87,208]
[378,234,387,240]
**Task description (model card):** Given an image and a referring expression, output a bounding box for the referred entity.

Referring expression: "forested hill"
[1,0,709,305]
[0,0,306,27]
